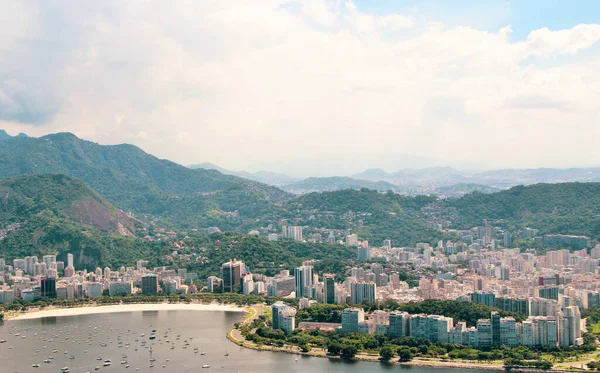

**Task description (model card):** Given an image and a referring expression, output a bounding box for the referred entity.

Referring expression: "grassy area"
[592,322,600,334]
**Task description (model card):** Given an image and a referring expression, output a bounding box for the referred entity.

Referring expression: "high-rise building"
[207,276,223,292]
[357,246,371,261]
[67,253,74,268]
[388,311,410,338]
[503,231,512,247]
[383,239,392,250]
[327,231,336,244]
[25,256,38,274]
[109,281,133,296]
[142,274,159,294]
[294,266,313,298]
[345,234,358,247]
[476,319,492,348]
[491,311,501,345]
[499,317,518,347]
[41,277,57,298]
[323,274,336,304]
[271,301,297,334]
[42,255,56,269]
[221,260,245,293]
[286,226,303,241]
[341,308,365,333]
[350,281,376,305]
[86,282,103,298]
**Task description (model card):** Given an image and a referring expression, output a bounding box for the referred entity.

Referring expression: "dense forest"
[444,183,600,239]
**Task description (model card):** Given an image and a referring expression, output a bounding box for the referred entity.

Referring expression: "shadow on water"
[40,317,58,325]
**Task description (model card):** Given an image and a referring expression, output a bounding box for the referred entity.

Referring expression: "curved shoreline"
[7,302,245,321]
[226,306,576,373]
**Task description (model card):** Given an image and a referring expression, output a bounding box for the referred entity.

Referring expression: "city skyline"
[1,1,599,174]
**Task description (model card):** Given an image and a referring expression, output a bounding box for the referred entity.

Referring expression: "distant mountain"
[351,166,600,194]
[189,163,298,186]
[352,168,392,181]
[443,183,600,239]
[475,168,600,187]
[0,130,11,142]
[188,162,228,173]
[0,132,290,230]
[282,176,400,194]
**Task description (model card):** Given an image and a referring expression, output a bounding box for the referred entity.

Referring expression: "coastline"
[7,302,245,321]
[226,306,577,373]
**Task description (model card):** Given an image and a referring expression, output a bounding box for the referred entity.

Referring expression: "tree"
[327,343,342,356]
[587,361,600,371]
[341,345,358,359]
[300,344,310,353]
[397,346,414,362]
[379,346,395,361]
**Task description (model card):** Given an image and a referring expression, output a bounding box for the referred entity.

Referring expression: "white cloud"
[526,24,600,56]
[299,0,337,26]
[0,1,599,173]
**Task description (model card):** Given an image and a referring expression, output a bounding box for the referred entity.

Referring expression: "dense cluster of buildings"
[206,224,595,347]
[0,256,198,303]
[338,307,582,347]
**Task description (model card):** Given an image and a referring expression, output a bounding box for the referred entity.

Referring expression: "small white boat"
[202,365,211,368]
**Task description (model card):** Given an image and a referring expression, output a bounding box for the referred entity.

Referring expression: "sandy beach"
[8,302,245,321]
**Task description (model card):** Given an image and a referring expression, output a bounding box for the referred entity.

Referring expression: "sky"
[0,0,599,176]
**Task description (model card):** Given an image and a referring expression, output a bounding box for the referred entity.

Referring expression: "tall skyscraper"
[323,274,336,304]
[491,311,501,345]
[41,276,57,298]
[142,274,159,294]
[67,253,74,268]
[383,239,392,250]
[221,260,245,293]
[294,266,313,298]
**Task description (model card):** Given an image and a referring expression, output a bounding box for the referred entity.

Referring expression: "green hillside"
[291,188,444,246]
[182,232,356,280]
[0,174,136,235]
[0,174,170,268]
[0,132,290,229]
[444,183,600,239]
[0,132,242,194]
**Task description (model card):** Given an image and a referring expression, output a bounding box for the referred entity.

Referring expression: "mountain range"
[189,162,600,197]
[0,130,599,269]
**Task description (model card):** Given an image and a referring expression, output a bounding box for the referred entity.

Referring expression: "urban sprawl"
[1,225,595,351]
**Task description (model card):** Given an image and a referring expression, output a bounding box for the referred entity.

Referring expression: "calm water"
[0,310,489,373]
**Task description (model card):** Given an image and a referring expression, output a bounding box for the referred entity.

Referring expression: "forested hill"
[0,132,290,230]
[444,182,600,238]
[0,174,170,269]
[0,173,135,235]
[290,188,444,246]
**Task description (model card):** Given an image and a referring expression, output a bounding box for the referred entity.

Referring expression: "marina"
[1,309,491,373]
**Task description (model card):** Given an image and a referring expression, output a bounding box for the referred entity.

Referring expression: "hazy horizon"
[1,1,599,174]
